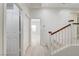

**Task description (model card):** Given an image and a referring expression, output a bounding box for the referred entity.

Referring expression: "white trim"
[71,44,79,46]
[2,3,4,56]
[3,3,7,56]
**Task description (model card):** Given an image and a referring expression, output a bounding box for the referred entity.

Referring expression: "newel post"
[68,20,74,45]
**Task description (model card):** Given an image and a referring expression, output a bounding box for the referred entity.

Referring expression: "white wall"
[30,8,75,47]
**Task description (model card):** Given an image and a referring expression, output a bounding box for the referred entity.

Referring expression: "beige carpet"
[25,44,50,56]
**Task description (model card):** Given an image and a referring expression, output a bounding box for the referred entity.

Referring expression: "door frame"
[30,18,41,45]
[16,4,31,56]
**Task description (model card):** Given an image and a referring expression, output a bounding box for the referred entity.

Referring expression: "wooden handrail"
[73,23,79,25]
[48,24,71,35]
[68,20,74,22]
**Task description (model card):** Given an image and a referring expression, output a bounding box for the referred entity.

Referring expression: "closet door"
[6,4,20,56]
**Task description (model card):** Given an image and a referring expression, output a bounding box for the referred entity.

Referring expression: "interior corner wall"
[17,3,30,18]
[0,4,4,56]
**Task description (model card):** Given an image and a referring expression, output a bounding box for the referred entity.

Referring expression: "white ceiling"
[25,3,41,8]
[25,3,79,8]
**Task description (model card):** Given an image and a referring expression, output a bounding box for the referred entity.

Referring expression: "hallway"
[0,3,79,56]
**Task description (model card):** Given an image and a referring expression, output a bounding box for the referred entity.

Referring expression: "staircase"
[48,23,79,56]
[53,46,79,56]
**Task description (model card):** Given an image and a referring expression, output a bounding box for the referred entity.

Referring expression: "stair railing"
[48,24,72,55]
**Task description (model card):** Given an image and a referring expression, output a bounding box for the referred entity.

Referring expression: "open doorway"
[31,19,40,46]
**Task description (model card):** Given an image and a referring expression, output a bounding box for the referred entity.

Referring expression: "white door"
[6,4,20,56]
[31,19,40,46]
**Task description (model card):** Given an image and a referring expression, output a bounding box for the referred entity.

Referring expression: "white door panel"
[6,4,20,56]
